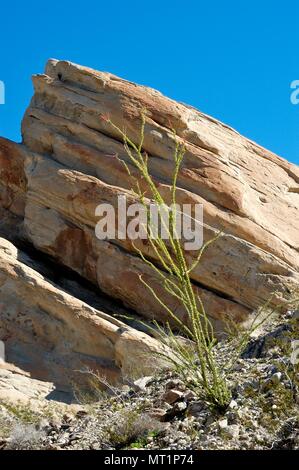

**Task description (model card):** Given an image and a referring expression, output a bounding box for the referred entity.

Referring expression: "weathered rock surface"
[0,362,58,404]
[0,59,298,400]
[0,237,163,398]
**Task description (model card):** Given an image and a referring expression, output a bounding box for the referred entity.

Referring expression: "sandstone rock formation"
[0,59,298,401]
[0,236,163,401]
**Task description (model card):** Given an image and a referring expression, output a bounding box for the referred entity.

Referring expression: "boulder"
[19,60,299,318]
[0,59,298,398]
[0,237,164,395]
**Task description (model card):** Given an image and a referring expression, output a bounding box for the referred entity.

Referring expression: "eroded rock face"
[0,59,298,400]
[0,362,58,404]
[0,238,164,396]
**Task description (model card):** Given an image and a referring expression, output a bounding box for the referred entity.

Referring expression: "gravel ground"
[0,310,298,451]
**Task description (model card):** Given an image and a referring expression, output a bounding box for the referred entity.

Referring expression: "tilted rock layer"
[0,238,163,396]
[0,59,298,397]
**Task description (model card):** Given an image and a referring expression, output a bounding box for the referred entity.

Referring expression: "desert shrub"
[104,408,162,449]
[102,112,230,409]
[103,112,299,410]
[7,423,45,450]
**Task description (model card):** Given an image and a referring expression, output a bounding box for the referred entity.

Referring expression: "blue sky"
[0,1,298,165]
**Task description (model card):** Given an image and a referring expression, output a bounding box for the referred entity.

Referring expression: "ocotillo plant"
[103,111,232,409]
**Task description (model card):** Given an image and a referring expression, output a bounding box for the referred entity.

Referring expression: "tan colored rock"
[20,116,298,269]
[21,151,251,327]
[0,238,165,395]
[0,139,252,328]
[0,58,298,338]
[24,60,299,256]
[0,363,56,404]
[21,143,299,314]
